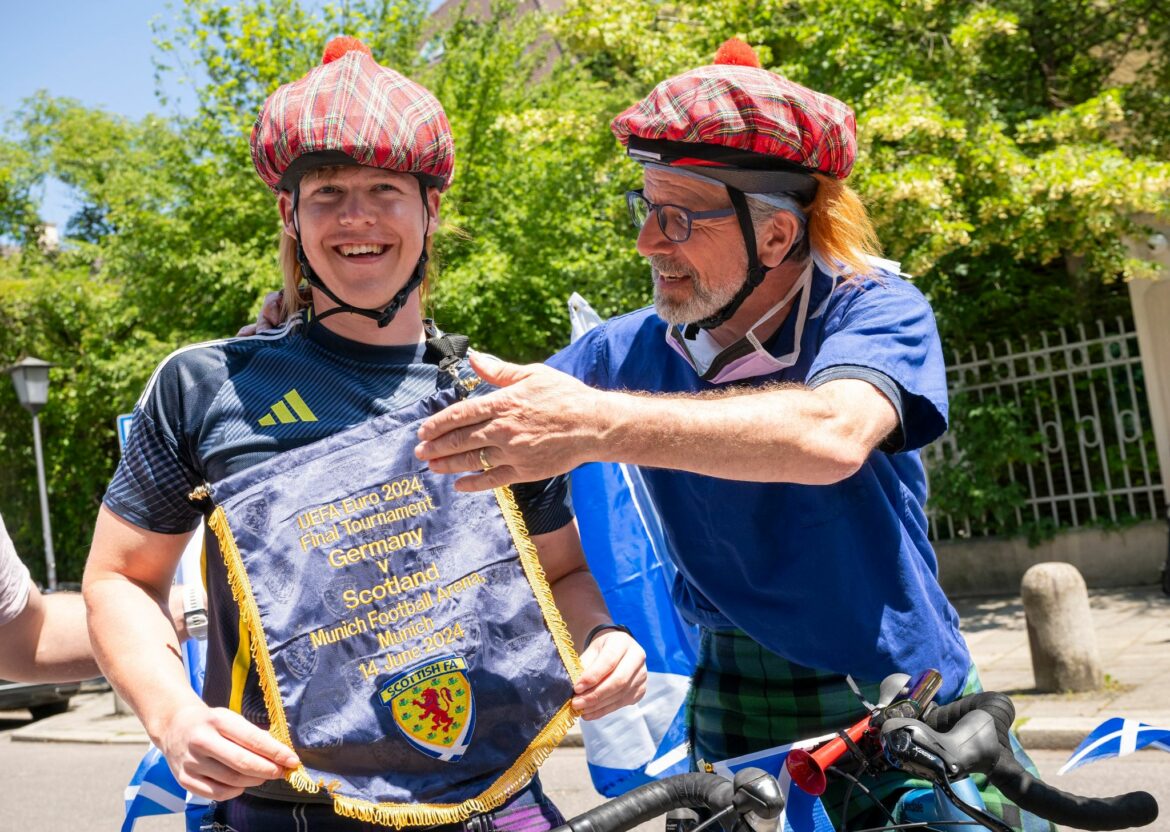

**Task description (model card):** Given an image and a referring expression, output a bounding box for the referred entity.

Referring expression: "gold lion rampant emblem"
[379,655,475,762]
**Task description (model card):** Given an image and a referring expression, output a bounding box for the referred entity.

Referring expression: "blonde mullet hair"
[806,173,883,280]
[279,233,311,321]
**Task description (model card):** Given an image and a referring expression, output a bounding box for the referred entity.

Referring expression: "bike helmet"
[250,36,455,327]
[611,39,856,335]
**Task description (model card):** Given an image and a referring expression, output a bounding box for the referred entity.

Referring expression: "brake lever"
[883,725,952,780]
[883,712,1013,832]
[690,768,784,832]
[933,778,1014,832]
[883,710,1000,780]
[731,768,784,820]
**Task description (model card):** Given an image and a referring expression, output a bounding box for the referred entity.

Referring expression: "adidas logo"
[258,389,318,427]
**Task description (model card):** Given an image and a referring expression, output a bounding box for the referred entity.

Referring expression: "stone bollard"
[1021,562,1103,692]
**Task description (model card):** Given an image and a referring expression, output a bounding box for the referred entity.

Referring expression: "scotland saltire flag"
[122,530,209,831]
[567,294,701,797]
[122,745,208,831]
[1059,717,1170,775]
[712,739,834,832]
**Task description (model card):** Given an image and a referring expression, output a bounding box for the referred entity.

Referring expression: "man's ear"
[757,210,802,267]
[277,191,298,241]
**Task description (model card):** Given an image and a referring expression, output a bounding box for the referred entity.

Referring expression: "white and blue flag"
[121,744,209,832]
[567,294,701,797]
[712,738,835,832]
[1059,717,1170,775]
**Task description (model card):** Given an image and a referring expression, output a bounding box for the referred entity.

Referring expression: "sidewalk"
[11,585,1170,750]
[953,585,1170,749]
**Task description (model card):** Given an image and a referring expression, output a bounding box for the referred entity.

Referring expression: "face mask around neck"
[666,262,814,384]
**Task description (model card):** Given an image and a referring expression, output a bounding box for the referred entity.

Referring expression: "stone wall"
[937,520,1167,597]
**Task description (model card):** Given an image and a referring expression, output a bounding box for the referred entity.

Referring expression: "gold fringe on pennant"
[206,505,321,795]
[331,701,580,829]
[493,485,583,682]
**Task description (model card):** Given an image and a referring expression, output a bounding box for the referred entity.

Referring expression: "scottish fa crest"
[379,655,475,762]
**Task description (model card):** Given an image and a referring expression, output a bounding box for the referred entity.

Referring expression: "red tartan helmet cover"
[251,38,455,193]
[611,39,856,185]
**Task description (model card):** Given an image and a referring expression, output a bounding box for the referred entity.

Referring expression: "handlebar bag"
[193,383,581,827]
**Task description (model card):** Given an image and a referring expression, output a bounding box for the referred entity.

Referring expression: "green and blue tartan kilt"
[688,629,1056,832]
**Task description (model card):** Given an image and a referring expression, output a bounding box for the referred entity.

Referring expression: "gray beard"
[650,256,743,326]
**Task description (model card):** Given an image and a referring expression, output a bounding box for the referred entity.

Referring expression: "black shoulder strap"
[424,331,478,397]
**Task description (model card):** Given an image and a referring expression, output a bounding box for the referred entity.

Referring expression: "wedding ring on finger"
[479,448,493,471]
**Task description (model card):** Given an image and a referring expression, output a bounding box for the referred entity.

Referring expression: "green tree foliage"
[2,0,1169,576]
[0,137,43,246]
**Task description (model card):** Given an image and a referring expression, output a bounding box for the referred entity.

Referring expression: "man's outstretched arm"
[414,352,898,491]
[0,558,197,683]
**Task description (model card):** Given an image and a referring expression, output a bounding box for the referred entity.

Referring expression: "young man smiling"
[84,38,644,832]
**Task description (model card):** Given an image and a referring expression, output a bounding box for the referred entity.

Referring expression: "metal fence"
[923,317,1167,541]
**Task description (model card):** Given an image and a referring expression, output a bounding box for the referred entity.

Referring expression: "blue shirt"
[548,265,972,700]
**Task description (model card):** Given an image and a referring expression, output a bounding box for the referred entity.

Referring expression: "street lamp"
[5,356,57,589]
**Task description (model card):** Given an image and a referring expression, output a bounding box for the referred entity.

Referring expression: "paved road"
[4,713,1170,831]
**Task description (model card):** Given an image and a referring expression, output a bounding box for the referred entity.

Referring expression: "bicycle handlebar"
[552,688,1159,832]
[551,768,784,832]
[550,773,734,832]
[923,692,1159,830]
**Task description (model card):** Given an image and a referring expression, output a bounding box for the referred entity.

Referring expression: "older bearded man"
[414,39,1055,831]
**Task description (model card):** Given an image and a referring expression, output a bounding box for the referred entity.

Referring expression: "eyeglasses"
[626,189,737,243]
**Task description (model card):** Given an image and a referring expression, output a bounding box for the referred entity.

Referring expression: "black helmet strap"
[291,176,431,328]
[683,187,771,339]
[681,186,807,339]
